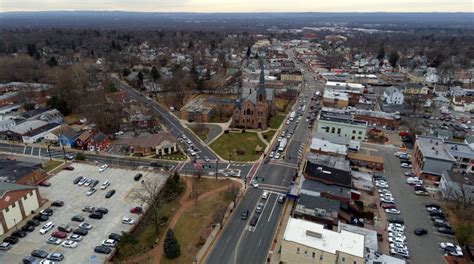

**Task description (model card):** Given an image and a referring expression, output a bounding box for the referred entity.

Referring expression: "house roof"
[304,161,352,188]
[297,194,340,212]
[115,132,176,148]
[9,120,48,135]
[0,159,42,183]
[22,107,49,119]
[77,131,92,142]
[300,177,351,199]
[91,132,107,143]
[0,182,36,199]
[384,86,401,96]
[52,125,80,139]
[0,182,37,210]
[22,123,61,137]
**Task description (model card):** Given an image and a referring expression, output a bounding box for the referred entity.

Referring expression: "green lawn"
[188,124,209,141]
[210,132,266,161]
[43,160,63,172]
[161,191,233,264]
[269,114,285,129]
[190,178,232,197]
[262,130,276,143]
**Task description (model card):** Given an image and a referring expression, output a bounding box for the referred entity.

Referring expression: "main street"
[206,48,322,264]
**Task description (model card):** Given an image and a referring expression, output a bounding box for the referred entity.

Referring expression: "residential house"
[452,96,474,112]
[0,160,45,186]
[44,126,80,148]
[403,84,430,95]
[86,132,109,151]
[433,96,450,108]
[383,86,404,105]
[39,109,63,124]
[294,194,340,225]
[0,104,21,115]
[439,170,474,206]
[114,132,177,156]
[0,182,42,235]
[381,72,405,83]
[281,218,365,264]
[412,136,456,180]
[316,110,368,142]
[21,123,61,144]
[433,84,449,97]
[5,120,48,141]
[22,107,49,120]
[75,131,92,149]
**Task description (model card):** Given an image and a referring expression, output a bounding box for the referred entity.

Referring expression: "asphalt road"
[365,143,454,263]
[111,75,217,160]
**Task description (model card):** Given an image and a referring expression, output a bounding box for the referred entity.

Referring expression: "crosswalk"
[297,142,305,160]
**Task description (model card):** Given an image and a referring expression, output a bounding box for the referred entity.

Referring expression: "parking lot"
[368,144,458,263]
[0,163,168,264]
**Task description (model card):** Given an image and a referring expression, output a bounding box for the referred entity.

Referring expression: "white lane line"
[267,196,278,222]
[257,239,262,247]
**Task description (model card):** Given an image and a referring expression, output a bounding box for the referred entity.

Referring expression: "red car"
[382,204,397,209]
[51,231,67,239]
[130,207,143,214]
[6,156,16,161]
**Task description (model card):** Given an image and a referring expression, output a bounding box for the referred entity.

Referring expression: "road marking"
[267,197,278,222]
[257,239,262,247]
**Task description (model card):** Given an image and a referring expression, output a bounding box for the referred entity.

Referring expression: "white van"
[406,177,423,185]
[101,180,110,190]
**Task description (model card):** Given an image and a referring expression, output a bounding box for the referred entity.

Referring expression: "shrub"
[75,152,86,161]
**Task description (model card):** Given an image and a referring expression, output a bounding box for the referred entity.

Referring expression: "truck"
[289,111,296,121]
[278,138,288,152]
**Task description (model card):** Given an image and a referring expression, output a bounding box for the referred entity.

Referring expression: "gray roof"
[384,86,401,96]
[0,182,35,197]
[416,136,456,162]
[244,88,273,105]
[297,194,340,212]
[319,110,367,127]
[300,177,351,200]
[430,129,453,141]
[338,222,378,251]
[307,152,350,172]
[445,142,474,160]
[0,160,42,183]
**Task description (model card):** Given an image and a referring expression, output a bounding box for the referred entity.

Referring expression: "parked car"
[105,189,116,198]
[78,177,87,185]
[65,154,75,160]
[400,163,412,168]
[89,212,103,219]
[438,227,455,235]
[82,206,95,213]
[47,237,62,245]
[94,246,112,254]
[109,233,122,241]
[68,234,83,242]
[445,245,464,257]
[11,230,27,238]
[390,248,410,258]
[413,227,428,236]
[73,176,83,184]
[251,180,259,188]
[51,231,67,239]
[98,164,108,172]
[133,173,143,181]
[61,240,78,248]
[63,165,75,171]
[95,207,109,214]
[72,228,88,236]
[0,242,12,251]
[86,188,97,196]
[23,256,37,264]
[33,214,49,222]
[51,200,64,207]
[3,236,19,244]
[130,207,143,214]
[100,180,110,190]
[102,239,117,247]
[71,215,85,222]
[39,222,54,235]
[385,208,401,215]
[121,217,135,225]
[27,219,41,226]
[78,223,93,230]
[58,224,72,233]
[40,208,53,216]
[21,225,35,232]
[31,249,49,258]
[46,253,64,262]
[90,180,99,188]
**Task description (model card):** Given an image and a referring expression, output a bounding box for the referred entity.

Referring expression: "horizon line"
[0,10,473,14]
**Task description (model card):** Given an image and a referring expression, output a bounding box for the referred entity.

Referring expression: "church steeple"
[257,56,266,102]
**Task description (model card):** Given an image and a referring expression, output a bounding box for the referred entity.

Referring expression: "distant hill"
[0,11,472,30]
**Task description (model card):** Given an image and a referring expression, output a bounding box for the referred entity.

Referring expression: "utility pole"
[215,160,218,179]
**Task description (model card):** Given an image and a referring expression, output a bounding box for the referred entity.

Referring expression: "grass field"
[269,114,285,129]
[188,124,210,141]
[262,130,276,143]
[161,191,233,264]
[274,98,295,114]
[43,160,63,172]
[210,132,266,161]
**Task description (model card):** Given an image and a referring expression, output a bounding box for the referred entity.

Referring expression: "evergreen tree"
[255,53,259,59]
[163,229,180,259]
[151,66,160,81]
[137,71,144,81]
[389,51,400,68]
[377,46,385,60]
[246,46,251,58]
[27,43,37,57]
[47,56,58,67]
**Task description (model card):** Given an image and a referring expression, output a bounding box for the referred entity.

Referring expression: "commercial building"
[114,132,177,156]
[0,182,42,235]
[412,136,456,179]
[439,170,474,205]
[310,138,347,156]
[347,152,384,170]
[294,194,340,225]
[0,160,45,186]
[316,110,367,142]
[281,218,365,264]
[322,90,349,109]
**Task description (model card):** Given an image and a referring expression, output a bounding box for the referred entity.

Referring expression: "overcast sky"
[0,0,472,12]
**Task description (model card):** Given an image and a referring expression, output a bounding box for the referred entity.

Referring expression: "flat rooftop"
[416,136,456,162]
[319,110,368,127]
[307,152,350,171]
[283,218,365,258]
[445,141,474,160]
[310,138,348,155]
[323,90,349,100]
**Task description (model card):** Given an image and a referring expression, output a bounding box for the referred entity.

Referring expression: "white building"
[383,86,404,105]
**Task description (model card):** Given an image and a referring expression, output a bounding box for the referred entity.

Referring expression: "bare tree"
[212,204,227,229]
[131,177,162,231]
[189,180,199,205]
[223,183,240,204]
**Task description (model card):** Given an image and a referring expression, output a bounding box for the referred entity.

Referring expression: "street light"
[13,218,18,232]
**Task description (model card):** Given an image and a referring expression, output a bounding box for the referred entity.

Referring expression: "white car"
[78,177,87,186]
[380,197,395,203]
[68,234,83,242]
[115,131,124,136]
[98,164,108,172]
[204,156,210,162]
[40,260,55,264]
[388,236,406,244]
[61,240,78,248]
[269,152,274,158]
[427,207,442,213]
[440,242,463,256]
[86,188,96,196]
[251,180,259,188]
[121,217,135,225]
[262,191,269,200]
[390,242,408,251]
[78,222,93,230]
[102,239,117,247]
[389,223,406,230]
[274,152,281,159]
[390,248,410,258]
[101,180,110,190]
[440,242,462,250]
[286,120,291,125]
[401,163,412,168]
[375,182,389,188]
[388,232,407,241]
[39,222,54,234]
[385,208,401,215]
[388,226,405,234]
[47,237,62,245]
